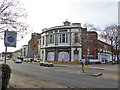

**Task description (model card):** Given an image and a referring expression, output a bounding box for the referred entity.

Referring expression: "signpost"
[4,30,17,64]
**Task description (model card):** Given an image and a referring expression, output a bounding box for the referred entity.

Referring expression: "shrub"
[2,64,11,90]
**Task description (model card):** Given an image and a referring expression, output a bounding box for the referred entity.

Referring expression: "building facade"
[81,27,112,62]
[27,33,41,58]
[20,45,28,58]
[40,21,83,61]
[37,38,41,58]
[97,40,112,63]
[40,21,113,62]
[12,50,21,59]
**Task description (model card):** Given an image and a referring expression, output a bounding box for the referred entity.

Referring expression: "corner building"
[40,21,84,61]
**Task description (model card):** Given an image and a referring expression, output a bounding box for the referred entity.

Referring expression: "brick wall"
[29,33,41,57]
[81,29,111,59]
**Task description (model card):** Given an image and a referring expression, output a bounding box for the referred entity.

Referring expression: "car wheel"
[47,64,49,67]
[40,64,42,66]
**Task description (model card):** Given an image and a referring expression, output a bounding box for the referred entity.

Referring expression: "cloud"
[0,0,118,52]
[68,1,118,28]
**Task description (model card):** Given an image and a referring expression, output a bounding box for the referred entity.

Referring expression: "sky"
[0,0,119,53]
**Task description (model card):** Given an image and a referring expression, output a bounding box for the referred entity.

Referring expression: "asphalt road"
[7,60,118,88]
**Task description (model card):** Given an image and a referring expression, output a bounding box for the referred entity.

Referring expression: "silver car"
[40,61,53,67]
[14,58,22,63]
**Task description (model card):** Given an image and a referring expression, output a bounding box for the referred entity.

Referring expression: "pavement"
[54,63,119,80]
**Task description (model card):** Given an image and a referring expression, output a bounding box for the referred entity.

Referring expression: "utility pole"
[4,45,7,64]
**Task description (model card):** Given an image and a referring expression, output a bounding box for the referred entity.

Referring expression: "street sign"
[7,36,15,43]
[4,30,17,47]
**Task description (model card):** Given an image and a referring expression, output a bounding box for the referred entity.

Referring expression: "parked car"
[34,58,40,62]
[40,61,53,67]
[0,57,3,61]
[14,58,22,63]
[23,58,31,62]
[36,58,40,62]
[6,58,9,60]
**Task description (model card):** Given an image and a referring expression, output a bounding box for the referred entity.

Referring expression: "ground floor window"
[47,52,54,61]
[58,52,69,61]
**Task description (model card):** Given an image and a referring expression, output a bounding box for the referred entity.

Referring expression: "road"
[7,60,118,88]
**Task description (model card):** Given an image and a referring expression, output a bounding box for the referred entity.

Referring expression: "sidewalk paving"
[55,64,119,80]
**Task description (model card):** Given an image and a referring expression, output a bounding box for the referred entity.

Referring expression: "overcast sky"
[0,0,118,53]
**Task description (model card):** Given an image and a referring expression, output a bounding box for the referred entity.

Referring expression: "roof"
[41,21,82,33]
[98,40,111,46]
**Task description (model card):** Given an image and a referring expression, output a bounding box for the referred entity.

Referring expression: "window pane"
[60,34,61,43]
[66,34,68,43]
[62,34,65,43]
[74,33,78,43]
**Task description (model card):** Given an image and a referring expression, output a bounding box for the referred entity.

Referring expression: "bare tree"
[99,24,120,64]
[81,23,100,65]
[81,32,98,65]
[83,23,100,31]
[72,23,99,65]
[0,0,29,40]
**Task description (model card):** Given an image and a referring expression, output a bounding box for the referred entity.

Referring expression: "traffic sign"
[7,36,15,43]
[4,30,17,47]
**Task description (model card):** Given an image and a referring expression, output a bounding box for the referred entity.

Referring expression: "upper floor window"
[74,33,79,43]
[59,33,68,43]
[49,35,54,43]
[43,37,44,45]
[66,34,68,43]
[62,34,65,43]
[60,34,62,43]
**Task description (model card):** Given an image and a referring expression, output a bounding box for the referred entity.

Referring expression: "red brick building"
[81,28,112,62]
[27,33,41,58]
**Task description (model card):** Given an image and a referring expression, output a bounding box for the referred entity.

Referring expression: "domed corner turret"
[63,20,70,26]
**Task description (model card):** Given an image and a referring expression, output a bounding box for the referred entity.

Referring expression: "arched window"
[58,52,69,61]
[47,52,54,61]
